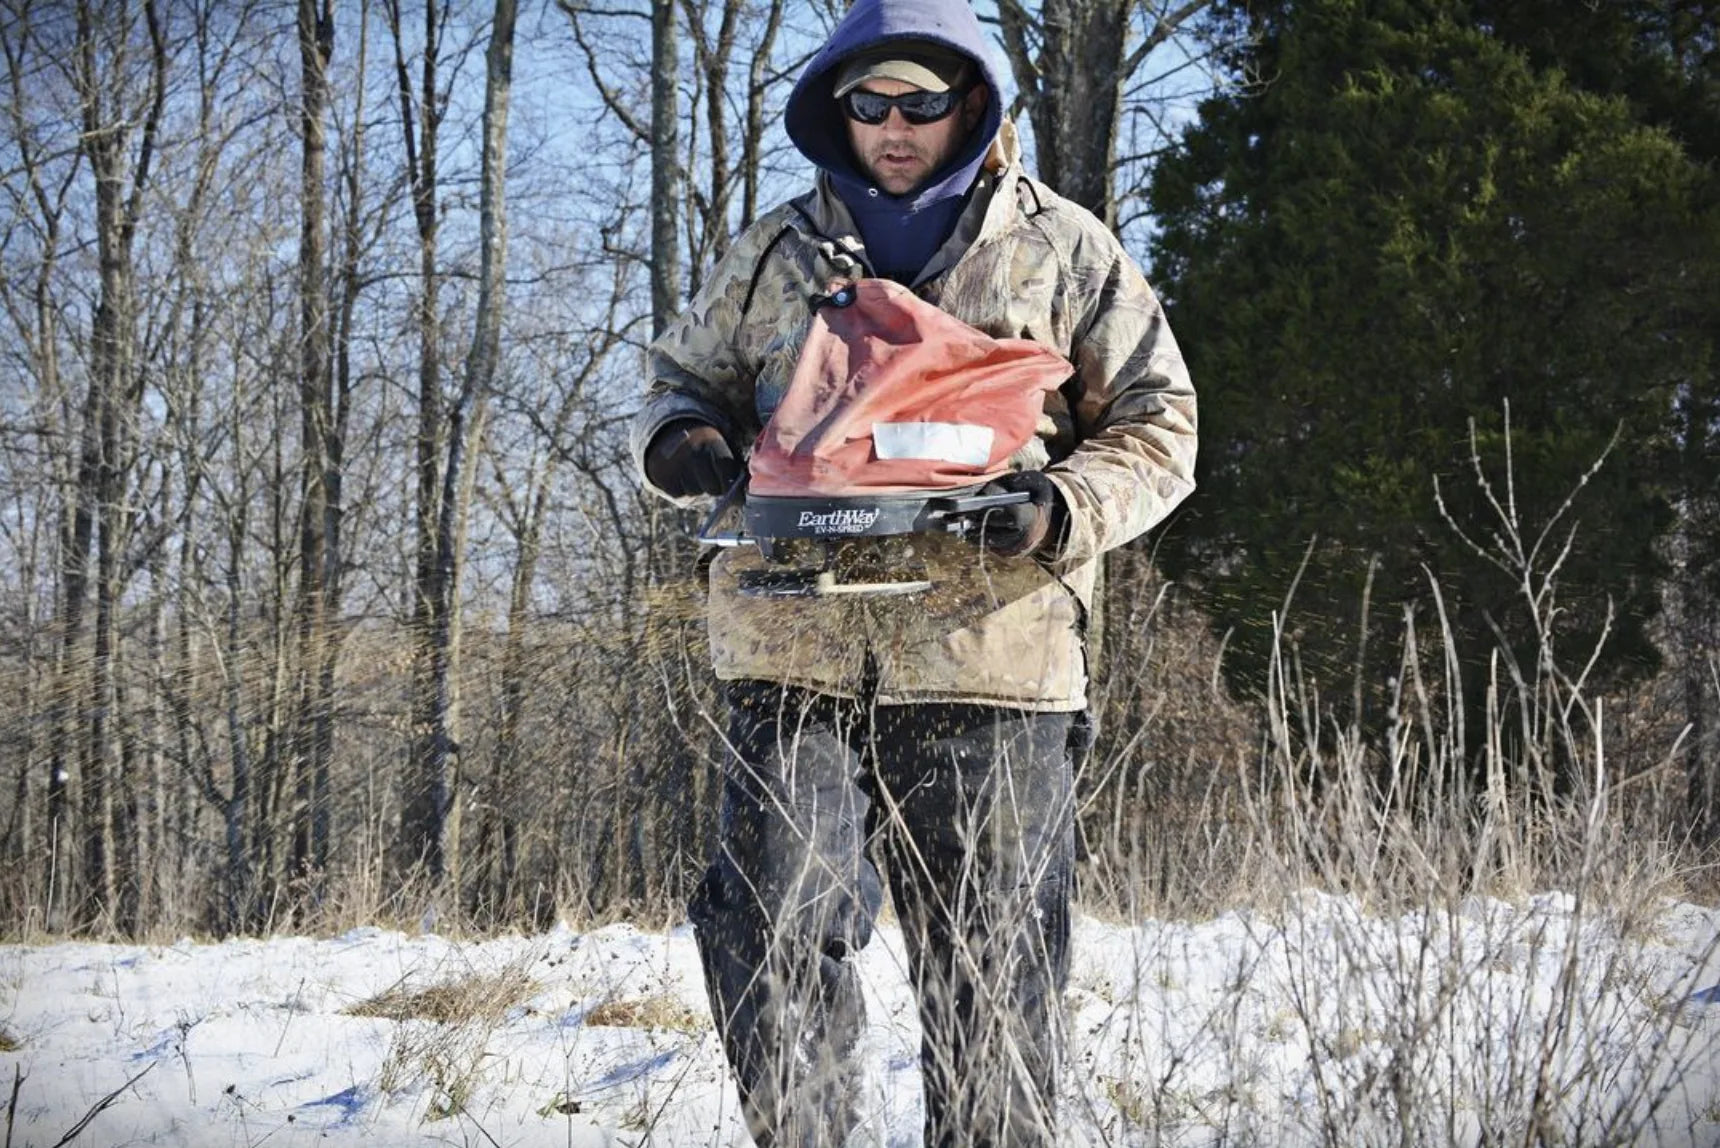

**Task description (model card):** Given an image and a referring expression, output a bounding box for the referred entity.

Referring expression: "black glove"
[644,419,741,498]
[968,470,1067,559]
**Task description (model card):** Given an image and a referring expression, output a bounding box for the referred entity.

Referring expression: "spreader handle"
[926,491,1032,516]
[696,472,754,547]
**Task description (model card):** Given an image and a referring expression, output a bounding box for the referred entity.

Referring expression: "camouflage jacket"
[633,124,1197,711]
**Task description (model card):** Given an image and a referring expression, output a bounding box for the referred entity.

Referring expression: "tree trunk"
[72,0,166,928]
[392,0,450,884]
[394,0,514,895]
[448,0,517,905]
[997,0,1211,227]
[741,0,785,231]
[294,0,336,905]
[651,0,681,336]
[256,386,295,925]
[315,0,373,915]
[223,488,256,933]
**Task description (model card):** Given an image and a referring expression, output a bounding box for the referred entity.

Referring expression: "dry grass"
[343,955,541,1125]
[1053,421,1720,1146]
[0,1028,18,1052]
[343,966,537,1024]
[584,992,705,1033]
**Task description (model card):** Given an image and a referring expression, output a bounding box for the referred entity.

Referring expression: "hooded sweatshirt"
[784,0,1004,285]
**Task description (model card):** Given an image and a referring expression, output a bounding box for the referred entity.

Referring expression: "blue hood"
[785,0,1003,279]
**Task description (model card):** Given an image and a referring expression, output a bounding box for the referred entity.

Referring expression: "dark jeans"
[688,681,1076,1148]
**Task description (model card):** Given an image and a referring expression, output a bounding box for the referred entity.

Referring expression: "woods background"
[0,0,1715,940]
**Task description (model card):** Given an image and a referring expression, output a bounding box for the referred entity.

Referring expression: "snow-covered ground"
[4,893,1719,1147]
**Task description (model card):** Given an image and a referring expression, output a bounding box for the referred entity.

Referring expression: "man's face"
[844,78,987,197]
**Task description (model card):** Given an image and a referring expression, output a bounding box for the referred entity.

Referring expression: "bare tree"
[121,0,262,932]
[0,1,84,916]
[293,0,337,906]
[387,0,515,892]
[61,0,168,929]
[0,0,1252,942]
[994,0,1215,229]
[468,286,634,923]
[680,0,786,278]
[441,0,519,900]
[560,0,795,299]
[553,0,808,914]
[386,0,453,885]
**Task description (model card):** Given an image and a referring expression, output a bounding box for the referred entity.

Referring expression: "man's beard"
[862,139,935,191]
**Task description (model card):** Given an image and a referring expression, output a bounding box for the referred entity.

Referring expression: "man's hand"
[644,420,741,498]
[966,470,1067,559]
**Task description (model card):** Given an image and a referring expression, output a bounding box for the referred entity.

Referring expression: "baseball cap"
[832,43,971,98]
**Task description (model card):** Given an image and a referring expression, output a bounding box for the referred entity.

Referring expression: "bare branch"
[49,1062,155,1148]
[1122,0,1212,78]
[557,0,651,142]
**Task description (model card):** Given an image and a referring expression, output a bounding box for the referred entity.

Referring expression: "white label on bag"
[872,422,994,466]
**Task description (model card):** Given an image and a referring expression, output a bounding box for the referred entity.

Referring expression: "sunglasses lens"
[899,91,956,124]
[844,91,891,124]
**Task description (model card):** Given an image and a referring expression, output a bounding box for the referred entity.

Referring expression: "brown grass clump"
[345,967,537,1025]
[349,957,542,1121]
[0,1028,18,1052]
[585,992,705,1032]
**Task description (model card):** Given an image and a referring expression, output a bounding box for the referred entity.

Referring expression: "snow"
[4,895,1719,1147]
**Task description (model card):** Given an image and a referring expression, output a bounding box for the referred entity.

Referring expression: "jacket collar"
[795,119,1029,288]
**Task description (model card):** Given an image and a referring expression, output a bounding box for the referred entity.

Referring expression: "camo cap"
[832,42,971,98]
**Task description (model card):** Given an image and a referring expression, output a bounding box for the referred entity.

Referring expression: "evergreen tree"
[1469,0,1720,824]
[1149,0,1713,765]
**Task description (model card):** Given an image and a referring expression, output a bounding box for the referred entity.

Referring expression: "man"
[632,0,1196,1144]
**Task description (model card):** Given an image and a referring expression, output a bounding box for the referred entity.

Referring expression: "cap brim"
[834,58,954,98]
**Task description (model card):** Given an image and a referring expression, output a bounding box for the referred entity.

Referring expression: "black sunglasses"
[841,83,972,127]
